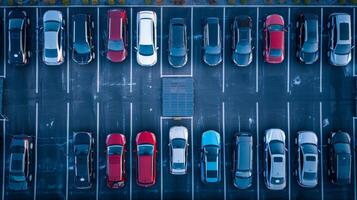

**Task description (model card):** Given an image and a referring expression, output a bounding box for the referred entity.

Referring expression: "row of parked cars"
[8,128,352,191]
[8,9,353,67]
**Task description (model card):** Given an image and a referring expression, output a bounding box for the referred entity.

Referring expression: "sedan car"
[264,129,286,190]
[203,17,222,66]
[8,10,30,65]
[72,14,94,65]
[106,9,128,63]
[200,130,221,183]
[327,13,352,66]
[295,131,318,188]
[136,131,157,187]
[263,14,285,64]
[43,10,65,66]
[136,11,157,66]
[8,135,33,191]
[232,132,253,189]
[74,132,94,189]
[232,16,253,67]
[296,14,319,64]
[106,133,126,188]
[328,131,351,185]
[168,18,188,68]
[169,126,189,175]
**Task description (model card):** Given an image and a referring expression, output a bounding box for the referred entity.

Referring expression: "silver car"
[296,131,318,188]
[43,10,65,66]
[264,129,286,190]
[327,13,352,66]
[169,126,189,175]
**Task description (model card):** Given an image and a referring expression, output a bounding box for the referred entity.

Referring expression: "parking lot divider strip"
[2,120,6,200]
[256,102,260,200]
[287,102,291,200]
[191,7,193,77]
[130,8,133,93]
[319,102,324,200]
[97,8,100,93]
[96,103,99,200]
[222,8,225,94]
[256,8,259,93]
[287,8,290,94]
[353,8,356,77]
[130,102,133,200]
[66,102,69,200]
[36,8,39,94]
[34,102,38,200]
[222,102,226,200]
[160,7,163,79]
[2,8,6,79]
[319,8,323,92]
[160,117,163,200]
[353,117,356,200]
[190,117,194,200]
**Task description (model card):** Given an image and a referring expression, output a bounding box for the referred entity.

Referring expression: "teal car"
[200,130,221,183]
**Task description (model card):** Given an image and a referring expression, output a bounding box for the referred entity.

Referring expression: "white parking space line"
[66,102,69,200]
[190,117,194,200]
[130,103,133,200]
[287,102,291,200]
[130,8,133,93]
[190,7,193,77]
[67,8,70,94]
[36,8,39,94]
[255,102,260,200]
[34,102,38,200]
[287,8,290,94]
[160,7,163,78]
[353,117,356,200]
[256,8,259,93]
[319,102,324,200]
[222,8,225,94]
[2,120,6,200]
[97,8,100,93]
[96,102,99,200]
[353,8,356,77]
[161,75,193,78]
[160,117,163,200]
[1,8,6,79]
[320,8,323,92]
[0,5,355,8]
[222,102,226,200]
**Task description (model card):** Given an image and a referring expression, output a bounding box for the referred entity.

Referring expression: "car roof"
[138,155,154,183]
[139,19,153,45]
[305,18,318,42]
[171,24,185,48]
[73,14,87,43]
[336,153,351,179]
[236,136,252,171]
[235,15,252,28]
[269,31,284,49]
[108,10,123,41]
[172,148,186,164]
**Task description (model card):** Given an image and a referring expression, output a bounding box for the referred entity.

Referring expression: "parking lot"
[0,4,356,200]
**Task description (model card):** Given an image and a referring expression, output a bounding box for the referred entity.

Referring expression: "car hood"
[204,53,222,66]
[300,51,318,64]
[169,54,187,68]
[234,176,252,189]
[44,10,62,22]
[202,130,220,147]
[330,52,351,66]
[73,51,92,65]
[137,51,157,66]
[107,49,127,63]
[233,52,252,67]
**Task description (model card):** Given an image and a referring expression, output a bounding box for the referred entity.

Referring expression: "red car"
[106,9,128,63]
[263,14,285,64]
[106,133,126,188]
[136,131,157,187]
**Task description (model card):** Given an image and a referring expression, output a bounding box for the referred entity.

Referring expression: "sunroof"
[339,23,349,40]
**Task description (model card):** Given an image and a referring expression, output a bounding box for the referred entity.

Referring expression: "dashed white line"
[320,8,323,92]
[256,102,260,200]
[256,8,259,93]
[320,102,324,200]
[287,102,291,200]
[66,102,69,200]
[287,8,290,94]
[34,102,38,200]
[96,102,99,200]
[222,8,225,94]
[2,120,5,200]
[67,8,70,94]
[130,8,133,93]
[36,8,39,94]
[190,7,193,77]
[96,7,100,93]
[222,102,226,200]
[130,103,133,200]
[160,7,163,78]
[160,117,163,200]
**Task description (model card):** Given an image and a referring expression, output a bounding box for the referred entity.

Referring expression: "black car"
[232,16,253,67]
[72,14,95,65]
[203,17,222,66]
[9,135,33,191]
[74,132,94,189]
[232,132,253,189]
[168,18,188,68]
[296,14,319,64]
[8,10,30,65]
[328,131,351,185]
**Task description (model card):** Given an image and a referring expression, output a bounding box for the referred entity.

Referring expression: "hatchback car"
[327,13,352,66]
[232,16,253,67]
[106,9,128,63]
[72,14,94,65]
[168,18,188,68]
[295,131,318,188]
[263,14,285,64]
[43,10,65,66]
[232,132,253,189]
[203,17,222,66]
[264,129,286,190]
[200,130,221,183]
[8,135,33,191]
[106,133,126,188]
[296,14,319,64]
[8,10,30,65]
[136,131,157,187]
[328,131,351,185]
[136,11,157,67]
[74,132,94,189]
[169,126,189,175]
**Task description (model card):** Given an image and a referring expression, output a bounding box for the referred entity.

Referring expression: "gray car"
[43,10,65,66]
[295,131,318,188]
[203,17,222,66]
[327,13,352,66]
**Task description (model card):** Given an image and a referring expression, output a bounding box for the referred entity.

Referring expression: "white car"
[136,11,157,67]
[169,126,188,175]
[43,10,65,66]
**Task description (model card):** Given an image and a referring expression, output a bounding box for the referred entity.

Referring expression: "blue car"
[200,130,221,183]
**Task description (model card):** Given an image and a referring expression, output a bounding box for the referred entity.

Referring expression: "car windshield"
[207,170,217,178]
[9,19,23,30]
[205,46,221,55]
[235,170,251,178]
[269,24,283,31]
[171,25,185,48]
[74,43,90,54]
[306,156,316,161]
[302,41,318,53]
[139,44,154,56]
[270,140,285,155]
[172,162,185,169]
[138,144,154,156]
[303,172,317,180]
[269,49,282,57]
[205,146,219,160]
[236,43,251,54]
[108,40,124,51]
[108,145,123,155]
[77,156,88,177]
[339,23,350,40]
[45,21,60,32]
[172,138,186,149]
[273,157,283,162]
[335,44,351,55]
[170,47,186,57]
[45,49,58,58]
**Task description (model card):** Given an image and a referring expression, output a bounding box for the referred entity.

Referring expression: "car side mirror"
[252,46,255,50]
[351,45,355,50]
[156,47,159,50]
[134,46,138,51]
